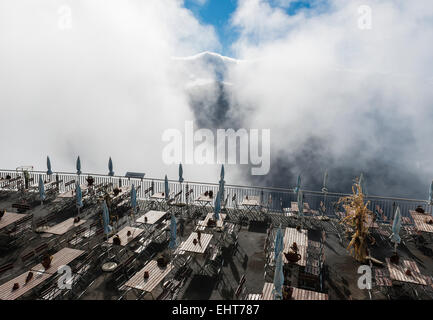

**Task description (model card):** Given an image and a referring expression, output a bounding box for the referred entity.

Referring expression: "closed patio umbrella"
[76,182,83,215]
[39,175,45,205]
[76,156,82,175]
[359,173,367,195]
[219,165,225,201]
[131,184,137,214]
[297,189,304,217]
[322,170,328,193]
[390,206,401,252]
[102,200,112,235]
[164,175,170,200]
[214,190,221,220]
[429,180,433,205]
[274,227,284,263]
[178,163,184,183]
[273,252,284,300]
[294,175,301,193]
[47,156,53,176]
[108,157,114,176]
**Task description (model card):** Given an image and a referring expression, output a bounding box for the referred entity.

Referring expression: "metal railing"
[0,168,430,220]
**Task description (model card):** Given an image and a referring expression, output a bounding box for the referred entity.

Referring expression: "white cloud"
[227,0,433,195]
[189,0,208,5]
[0,0,220,180]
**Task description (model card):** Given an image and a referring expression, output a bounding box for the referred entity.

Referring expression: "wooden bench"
[11,203,31,212]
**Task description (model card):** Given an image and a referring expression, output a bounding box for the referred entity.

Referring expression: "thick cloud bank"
[0,0,220,180]
[225,0,433,197]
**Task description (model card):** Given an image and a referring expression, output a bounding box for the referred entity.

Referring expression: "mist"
[1,0,433,198]
[0,0,225,182]
[224,0,433,198]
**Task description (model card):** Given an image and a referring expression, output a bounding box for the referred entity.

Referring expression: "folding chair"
[0,263,14,282]
[34,243,50,260]
[112,255,138,289]
[235,274,248,300]
[372,268,392,299]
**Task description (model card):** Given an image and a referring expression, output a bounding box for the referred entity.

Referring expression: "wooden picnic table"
[197,213,226,229]
[241,196,260,207]
[107,226,144,246]
[180,232,213,254]
[30,180,57,189]
[31,247,85,275]
[43,218,86,235]
[0,270,51,300]
[283,227,308,266]
[0,212,28,231]
[262,282,328,300]
[409,210,433,233]
[124,260,174,294]
[386,258,427,285]
[136,210,166,225]
[150,192,167,200]
[56,184,89,199]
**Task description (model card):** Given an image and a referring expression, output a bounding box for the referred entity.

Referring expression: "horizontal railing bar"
[0,168,428,203]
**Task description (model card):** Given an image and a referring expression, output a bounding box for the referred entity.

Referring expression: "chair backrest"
[235,274,246,298]
[35,243,49,255]
[64,180,76,187]
[12,203,31,211]
[21,250,35,262]
[0,263,13,274]
[185,189,194,198]
[95,228,104,236]
[35,218,47,228]
[16,214,33,228]
[89,221,99,229]
[75,227,86,236]
[45,213,56,222]
[144,186,153,194]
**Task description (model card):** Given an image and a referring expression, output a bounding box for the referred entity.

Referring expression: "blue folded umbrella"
[131,184,137,213]
[179,163,184,183]
[39,175,46,202]
[102,200,112,235]
[108,157,114,176]
[297,190,304,217]
[164,175,169,200]
[169,213,177,249]
[294,175,301,193]
[274,227,284,262]
[76,182,83,208]
[76,156,82,175]
[47,156,53,175]
[390,207,401,244]
[273,252,284,300]
[214,191,221,220]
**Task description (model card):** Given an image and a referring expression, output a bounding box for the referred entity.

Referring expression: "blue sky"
[184,0,318,56]
[184,0,238,56]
